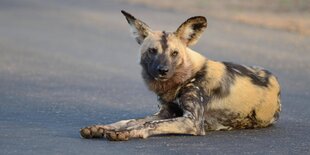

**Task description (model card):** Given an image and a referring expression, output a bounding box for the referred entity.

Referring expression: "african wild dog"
[80,10,281,141]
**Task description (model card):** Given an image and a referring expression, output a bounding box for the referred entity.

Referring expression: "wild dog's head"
[121,10,207,82]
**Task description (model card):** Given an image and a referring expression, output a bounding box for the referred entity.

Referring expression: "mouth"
[147,70,170,82]
[154,76,169,81]
[153,75,169,81]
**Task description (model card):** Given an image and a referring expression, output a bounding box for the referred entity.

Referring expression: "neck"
[186,48,206,74]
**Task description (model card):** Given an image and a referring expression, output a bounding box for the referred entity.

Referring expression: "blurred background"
[128,0,310,35]
[0,0,309,154]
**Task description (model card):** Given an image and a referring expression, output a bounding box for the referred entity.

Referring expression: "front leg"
[80,103,176,139]
[105,114,204,141]
[105,85,207,141]
[80,115,160,139]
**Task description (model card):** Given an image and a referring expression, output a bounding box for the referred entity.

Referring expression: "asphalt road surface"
[1,0,310,154]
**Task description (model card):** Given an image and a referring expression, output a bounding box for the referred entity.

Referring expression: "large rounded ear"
[175,16,207,46]
[121,10,152,45]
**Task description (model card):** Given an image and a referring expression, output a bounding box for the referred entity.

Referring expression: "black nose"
[157,65,169,76]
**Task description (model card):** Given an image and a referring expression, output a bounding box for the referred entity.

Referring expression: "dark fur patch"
[177,64,209,105]
[273,111,280,122]
[136,38,142,44]
[186,63,207,84]
[273,90,281,122]
[192,23,206,31]
[212,86,227,98]
[244,110,259,129]
[121,10,136,24]
[212,73,234,99]
[160,31,169,52]
[188,22,207,41]
[211,109,261,129]
[157,101,184,118]
[223,62,270,87]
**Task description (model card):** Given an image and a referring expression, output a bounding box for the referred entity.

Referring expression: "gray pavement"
[0,0,310,154]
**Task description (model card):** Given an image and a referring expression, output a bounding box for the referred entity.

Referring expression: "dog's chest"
[159,76,208,104]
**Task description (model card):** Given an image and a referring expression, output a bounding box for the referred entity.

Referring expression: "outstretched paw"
[80,125,109,139]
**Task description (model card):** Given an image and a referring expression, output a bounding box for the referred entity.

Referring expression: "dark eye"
[148,48,157,54]
[171,50,178,57]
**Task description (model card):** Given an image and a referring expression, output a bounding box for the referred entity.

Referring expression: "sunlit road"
[0,0,310,154]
